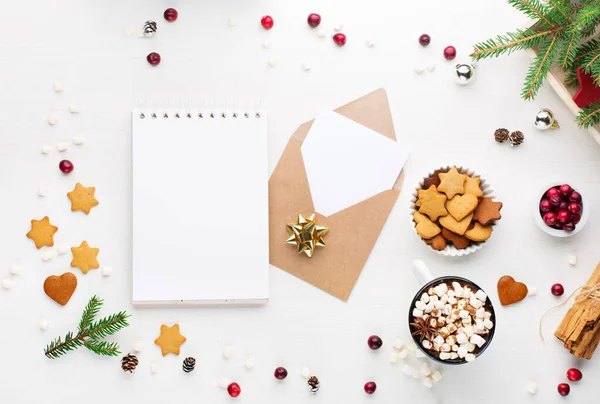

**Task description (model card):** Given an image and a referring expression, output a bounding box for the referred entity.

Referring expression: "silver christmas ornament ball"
[534,108,559,130]
[455,63,475,84]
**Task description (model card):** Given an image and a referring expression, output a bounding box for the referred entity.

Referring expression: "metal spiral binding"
[136,101,263,120]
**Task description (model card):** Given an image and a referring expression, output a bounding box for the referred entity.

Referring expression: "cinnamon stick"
[554,263,600,359]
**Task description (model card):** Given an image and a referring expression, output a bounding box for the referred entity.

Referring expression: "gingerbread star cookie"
[67,183,99,214]
[473,198,503,225]
[417,185,448,221]
[413,212,441,239]
[437,167,466,199]
[70,241,100,274]
[26,216,58,249]
[464,176,483,197]
[155,324,187,356]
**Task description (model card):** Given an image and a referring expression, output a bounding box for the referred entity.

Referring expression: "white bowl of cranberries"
[535,183,589,237]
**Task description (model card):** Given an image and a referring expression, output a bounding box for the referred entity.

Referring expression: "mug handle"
[412,259,433,286]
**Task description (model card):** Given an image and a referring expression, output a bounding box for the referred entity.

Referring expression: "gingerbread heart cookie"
[439,213,473,236]
[497,275,528,306]
[44,272,78,306]
[413,212,441,239]
[446,194,478,221]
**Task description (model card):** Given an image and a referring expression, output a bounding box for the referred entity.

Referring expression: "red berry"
[367,335,383,350]
[443,46,456,60]
[558,201,569,212]
[59,159,74,174]
[227,382,241,398]
[551,283,565,296]
[418,34,431,47]
[333,33,347,46]
[568,202,582,215]
[569,191,582,203]
[567,368,582,382]
[274,367,288,380]
[557,383,570,396]
[364,381,377,395]
[307,13,321,28]
[261,15,274,29]
[147,52,161,66]
[563,222,575,232]
[164,8,178,22]
[543,212,558,226]
[546,187,560,198]
[572,214,581,224]
[559,184,572,196]
[558,210,572,223]
[549,195,562,207]
[539,199,552,213]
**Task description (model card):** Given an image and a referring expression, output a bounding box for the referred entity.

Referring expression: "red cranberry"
[261,15,274,29]
[572,214,581,224]
[557,383,570,396]
[59,159,74,174]
[367,335,383,350]
[551,283,565,296]
[333,33,346,46]
[227,382,241,398]
[164,8,178,22]
[558,210,572,223]
[553,224,564,230]
[274,367,288,380]
[418,34,431,47]
[549,195,562,207]
[307,13,321,28]
[568,203,582,215]
[569,191,582,203]
[546,187,560,198]
[147,52,161,66]
[443,46,456,60]
[543,212,558,226]
[567,368,582,382]
[563,222,575,232]
[559,184,572,196]
[539,199,552,213]
[557,201,569,212]
[364,381,377,395]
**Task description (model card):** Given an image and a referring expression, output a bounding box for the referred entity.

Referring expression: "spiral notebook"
[131,108,269,305]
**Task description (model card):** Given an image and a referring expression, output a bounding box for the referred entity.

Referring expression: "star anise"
[410,317,437,343]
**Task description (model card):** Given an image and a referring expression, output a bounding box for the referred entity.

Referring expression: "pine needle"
[564,70,580,87]
[78,295,102,333]
[508,0,556,28]
[522,34,560,100]
[578,101,600,128]
[471,27,566,60]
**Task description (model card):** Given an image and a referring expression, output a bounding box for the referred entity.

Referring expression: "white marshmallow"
[448,290,455,298]
[456,333,468,345]
[459,310,470,319]
[317,28,326,38]
[441,343,451,352]
[528,287,537,296]
[402,365,413,376]
[464,326,475,337]
[219,377,231,388]
[435,301,445,310]
[452,282,464,296]
[422,340,432,350]
[476,308,485,318]
[57,142,69,152]
[38,187,48,197]
[411,369,422,379]
[228,16,238,27]
[484,319,494,330]
[412,308,424,318]
[433,335,444,348]
[101,266,112,277]
[434,283,448,296]
[301,367,311,378]
[393,338,404,350]
[439,352,451,360]
[150,363,159,374]
[484,311,492,319]
[1,279,14,289]
[475,319,485,332]
[133,342,143,352]
[470,297,483,309]
[467,343,476,352]
[10,265,23,275]
[420,293,430,303]
[426,64,436,72]
[443,305,452,316]
[41,249,56,261]
[41,145,52,154]
[448,297,457,305]
[398,349,409,359]
[429,318,437,328]
[302,62,312,71]
[465,353,476,362]
[430,371,442,382]
[267,57,277,67]
[366,39,375,48]
[457,299,467,309]
[48,115,58,125]
[223,346,233,359]
[568,255,577,266]
[452,344,459,352]
[441,294,449,303]
[446,335,457,346]
[407,342,417,352]
[333,23,343,32]
[53,82,64,92]
[424,302,434,313]
[463,289,472,299]
[475,290,487,302]
[69,104,80,113]
[389,352,398,363]
[244,357,255,369]
[262,40,271,49]
[450,352,459,359]
[457,346,468,358]
[423,378,433,389]
[73,135,84,145]
[39,319,50,330]
[420,362,432,376]
[470,335,486,348]
[527,381,538,395]
[57,245,69,256]
[415,301,426,311]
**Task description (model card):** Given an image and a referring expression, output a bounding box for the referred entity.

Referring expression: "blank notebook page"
[131,109,269,304]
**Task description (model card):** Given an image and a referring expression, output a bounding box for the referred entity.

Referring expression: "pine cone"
[143,20,158,37]
[182,357,196,373]
[509,130,524,146]
[121,353,139,373]
[494,128,509,143]
[307,376,320,393]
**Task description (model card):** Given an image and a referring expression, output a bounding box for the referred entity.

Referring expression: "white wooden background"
[1,1,599,403]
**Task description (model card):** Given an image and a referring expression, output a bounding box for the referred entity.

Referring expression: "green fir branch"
[582,48,600,83]
[546,0,572,23]
[558,28,581,69]
[577,101,600,127]
[508,0,556,28]
[44,296,131,359]
[78,295,102,333]
[564,70,580,87]
[471,27,566,60]
[573,4,600,34]
[522,34,560,99]
[572,38,600,67]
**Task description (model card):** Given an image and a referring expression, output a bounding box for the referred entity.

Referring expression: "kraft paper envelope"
[269,88,404,301]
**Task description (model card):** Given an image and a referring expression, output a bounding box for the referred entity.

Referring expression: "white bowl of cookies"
[409,166,503,257]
